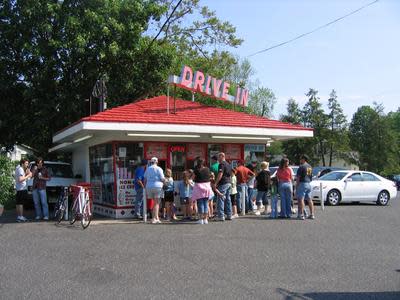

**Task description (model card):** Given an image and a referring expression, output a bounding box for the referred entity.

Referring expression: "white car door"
[342,172,364,201]
[361,172,382,202]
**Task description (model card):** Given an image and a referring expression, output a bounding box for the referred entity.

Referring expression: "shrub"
[0,155,15,209]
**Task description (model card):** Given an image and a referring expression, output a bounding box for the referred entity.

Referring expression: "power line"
[248,0,379,57]
[145,0,183,53]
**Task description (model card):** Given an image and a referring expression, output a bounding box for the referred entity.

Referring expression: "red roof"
[80,95,311,131]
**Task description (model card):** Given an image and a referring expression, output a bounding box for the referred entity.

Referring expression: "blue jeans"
[236,184,247,213]
[135,187,144,216]
[217,183,232,219]
[197,198,208,214]
[271,194,278,218]
[247,187,255,212]
[256,191,268,206]
[32,189,49,219]
[279,182,292,218]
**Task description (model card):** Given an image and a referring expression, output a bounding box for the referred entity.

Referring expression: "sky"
[201,0,400,120]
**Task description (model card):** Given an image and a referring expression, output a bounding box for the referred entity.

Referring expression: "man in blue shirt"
[134,159,147,218]
[296,154,314,220]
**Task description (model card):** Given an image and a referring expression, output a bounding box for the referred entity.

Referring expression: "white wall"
[72,146,90,182]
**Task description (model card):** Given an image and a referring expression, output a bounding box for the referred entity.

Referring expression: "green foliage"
[0,155,15,208]
[326,89,349,166]
[247,87,276,118]
[349,104,399,173]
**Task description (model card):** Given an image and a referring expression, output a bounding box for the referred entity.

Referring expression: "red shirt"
[276,167,292,182]
[235,165,255,184]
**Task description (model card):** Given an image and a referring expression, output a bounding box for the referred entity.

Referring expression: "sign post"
[320,182,324,211]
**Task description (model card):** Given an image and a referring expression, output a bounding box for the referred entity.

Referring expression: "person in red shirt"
[235,160,255,215]
[276,158,294,218]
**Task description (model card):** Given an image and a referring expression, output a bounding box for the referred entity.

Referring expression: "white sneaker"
[16,216,28,222]
[203,219,208,224]
[232,214,239,219]
[35,216,41,221]
[151,219,157,224]
[255,211,261,216]
[196,219,204,224]
[43,217,49,221]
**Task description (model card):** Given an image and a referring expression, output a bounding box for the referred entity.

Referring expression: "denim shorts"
[256,191,269,205]
[296,182,311,201]
[197,198,209,214]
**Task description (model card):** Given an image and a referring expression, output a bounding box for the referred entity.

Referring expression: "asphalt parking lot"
[1,194,399,300]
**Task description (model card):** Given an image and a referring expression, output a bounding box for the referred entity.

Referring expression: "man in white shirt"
[15,158,32,222]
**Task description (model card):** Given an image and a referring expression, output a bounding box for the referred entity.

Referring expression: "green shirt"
[210,162,219,178]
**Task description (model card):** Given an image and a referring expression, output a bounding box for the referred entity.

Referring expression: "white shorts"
[146,187,163,200]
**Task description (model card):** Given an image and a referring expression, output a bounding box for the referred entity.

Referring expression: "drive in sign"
[168,65,249,106]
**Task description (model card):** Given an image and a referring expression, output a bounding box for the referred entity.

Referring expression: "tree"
[247,87,276,118]
[349,104,397,173]
[0,0,243,154]
[326,89,349,166]
[302,89,329,165]
[280,98,311,164]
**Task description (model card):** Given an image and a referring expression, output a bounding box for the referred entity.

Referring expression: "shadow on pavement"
[277,288,400,300]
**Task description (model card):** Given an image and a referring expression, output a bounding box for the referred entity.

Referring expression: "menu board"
[145,143,168,160]
[187,144,206,160]
[224,144,241,160]
[117,179,135,206]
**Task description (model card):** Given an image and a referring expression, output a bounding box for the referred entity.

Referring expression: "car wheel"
[326,189,341,206]
[377,190,390,206]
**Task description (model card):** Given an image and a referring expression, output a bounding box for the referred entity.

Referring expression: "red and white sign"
[168,65,249,106]
[224,144,242,160]
[187,144,206,160]
[145,143,168,160]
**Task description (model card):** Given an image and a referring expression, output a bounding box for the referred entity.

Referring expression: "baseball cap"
[151,157,158,163]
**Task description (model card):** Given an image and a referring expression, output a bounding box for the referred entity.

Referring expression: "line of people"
[135,152,315,224]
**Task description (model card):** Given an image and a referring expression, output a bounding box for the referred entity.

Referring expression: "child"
[163,169,176,221]
[210,172,224,216]
[230,169,239,218]
[188,169,197,220]
[270,176,279,219]
[177,171,192,220]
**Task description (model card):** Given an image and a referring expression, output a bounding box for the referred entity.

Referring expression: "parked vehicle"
[311,170,397,206]
[387,174,400,191]
[27,161,79,204]
[312,166,345,179]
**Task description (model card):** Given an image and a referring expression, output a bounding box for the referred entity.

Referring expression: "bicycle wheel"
[55,206,65,224]
[81,200,92,229]
[69,206,77,225]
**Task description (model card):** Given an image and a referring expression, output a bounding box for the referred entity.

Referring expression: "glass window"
[320,172,348,181]
[244,144,265,166]
[115,143,144,207]
[349,173,362,182]
[362,173,380,181]
[89,144,114,205]
[208,144,222,167]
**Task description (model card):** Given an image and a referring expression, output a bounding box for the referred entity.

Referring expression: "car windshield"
[319,171,348,181]
[46,164,73,178]
[269,167,278,175]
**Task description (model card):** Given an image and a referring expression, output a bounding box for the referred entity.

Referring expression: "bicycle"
[69,185,92,229]
[53,186,69,224]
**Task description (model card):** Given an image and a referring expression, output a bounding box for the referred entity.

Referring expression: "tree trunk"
[319,140,326,166]
[329,144,333,167]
